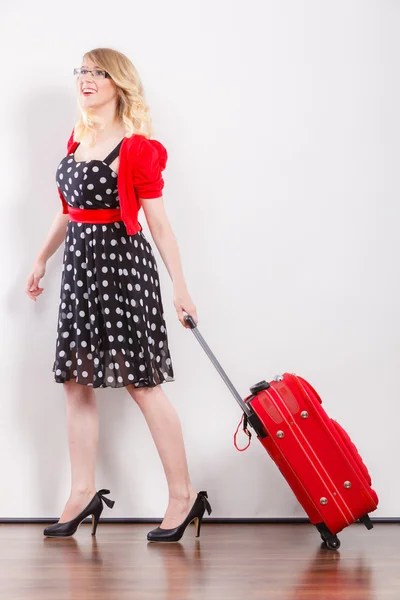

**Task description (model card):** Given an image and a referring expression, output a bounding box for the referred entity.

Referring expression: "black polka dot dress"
[53,139,175,388]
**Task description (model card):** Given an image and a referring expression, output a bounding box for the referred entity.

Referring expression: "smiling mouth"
[82,90,97,96]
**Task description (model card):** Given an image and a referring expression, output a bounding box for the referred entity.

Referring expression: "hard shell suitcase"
[184,314,379,550]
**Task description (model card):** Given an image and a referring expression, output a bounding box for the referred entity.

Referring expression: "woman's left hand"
[173,284,198,328]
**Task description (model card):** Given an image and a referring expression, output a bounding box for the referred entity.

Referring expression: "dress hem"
[53,374,175,389]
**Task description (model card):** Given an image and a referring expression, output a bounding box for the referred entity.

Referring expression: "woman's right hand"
[26,260,46,301]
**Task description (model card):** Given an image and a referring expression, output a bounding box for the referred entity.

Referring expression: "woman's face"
[76,59,118,109]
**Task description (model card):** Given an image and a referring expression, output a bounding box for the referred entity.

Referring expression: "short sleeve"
[58,127,75,214]
[58,187,69,214]
[132,137,168,199]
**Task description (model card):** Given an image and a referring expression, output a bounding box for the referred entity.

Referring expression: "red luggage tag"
[234,413,252,451]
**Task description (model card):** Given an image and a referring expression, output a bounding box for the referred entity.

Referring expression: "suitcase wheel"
[250,380,271,395]
[316,523,341,551]
[321,535,341,551]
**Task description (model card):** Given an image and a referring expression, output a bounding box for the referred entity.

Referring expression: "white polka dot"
[110,253,116,260]
[81,341,87,348]
[62,332,69,338]
[102,280,108,287]
[128,374,134,380]
[107,376,114,383]
[79,310,85,317]
[87,183,94,190]
[92,166,99,172]
[98,371,103,377]
[82,371,88,377]
[139,365,145,372]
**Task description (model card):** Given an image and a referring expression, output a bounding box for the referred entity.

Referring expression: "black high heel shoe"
[43,489,115,538]
[147,491,212,543]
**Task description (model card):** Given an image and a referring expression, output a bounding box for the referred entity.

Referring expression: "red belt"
[68,206,122,224]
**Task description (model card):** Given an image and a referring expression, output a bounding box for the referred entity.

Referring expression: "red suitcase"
[184,315,379,550]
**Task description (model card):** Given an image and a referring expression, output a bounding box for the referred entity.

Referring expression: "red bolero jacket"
[58,129,168,235]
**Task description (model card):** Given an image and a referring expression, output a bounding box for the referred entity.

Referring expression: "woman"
[25,47,212,542]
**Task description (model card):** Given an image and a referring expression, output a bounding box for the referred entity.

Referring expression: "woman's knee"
[63,379,96,404]
[127,383,162,406]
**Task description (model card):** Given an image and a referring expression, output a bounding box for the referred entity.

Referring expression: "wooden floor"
[0,523,398,599]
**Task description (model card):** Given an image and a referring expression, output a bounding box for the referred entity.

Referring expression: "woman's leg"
[58,379,99,522]
[126,384,198,529]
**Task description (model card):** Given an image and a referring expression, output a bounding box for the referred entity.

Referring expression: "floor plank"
[0,523,398,600]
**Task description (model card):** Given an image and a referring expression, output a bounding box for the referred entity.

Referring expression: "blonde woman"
[26,48,212,542]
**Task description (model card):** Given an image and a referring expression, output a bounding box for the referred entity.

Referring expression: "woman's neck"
[89,104,126,141]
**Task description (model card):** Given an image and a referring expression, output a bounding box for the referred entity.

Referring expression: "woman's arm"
[26,209,69,301]
[140,197,198,327]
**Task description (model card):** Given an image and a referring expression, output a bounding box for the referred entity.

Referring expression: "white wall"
[0,0,398,518]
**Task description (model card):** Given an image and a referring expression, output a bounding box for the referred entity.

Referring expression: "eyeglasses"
[73,68,111,79]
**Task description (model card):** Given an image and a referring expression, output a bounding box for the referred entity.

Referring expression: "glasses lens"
[73,68,108,78]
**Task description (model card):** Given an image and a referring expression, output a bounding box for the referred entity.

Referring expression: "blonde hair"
[73,48,154,146]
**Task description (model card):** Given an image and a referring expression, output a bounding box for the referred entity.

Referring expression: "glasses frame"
[73,68,112,79]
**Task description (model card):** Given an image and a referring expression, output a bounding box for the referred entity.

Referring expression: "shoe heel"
[193,516,202,538]
[91,507,103,536]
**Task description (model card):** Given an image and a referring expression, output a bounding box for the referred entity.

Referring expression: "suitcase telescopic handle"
[184,314,251,417]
